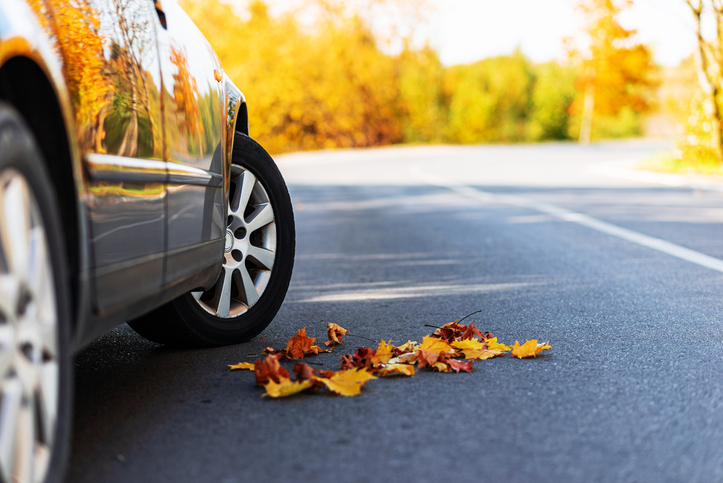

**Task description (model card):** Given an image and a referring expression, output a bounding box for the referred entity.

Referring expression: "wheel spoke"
[247,246,274,270]
[215,266,234,318]
[245,204,274,233]
[235,170,256,216]
[37,361,58,446]
[238,266,259,307]
[14,398,34,483]
[0,379,22,483]
[1,176,31,279]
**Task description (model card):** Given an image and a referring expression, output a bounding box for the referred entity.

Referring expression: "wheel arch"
[0,56,82,329]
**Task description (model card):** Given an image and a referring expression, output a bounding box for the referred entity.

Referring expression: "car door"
[61,0,166,312]
[153,0,226,285]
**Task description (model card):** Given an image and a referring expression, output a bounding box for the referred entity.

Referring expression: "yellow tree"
[684,0,723,161]
[572,0,657,143]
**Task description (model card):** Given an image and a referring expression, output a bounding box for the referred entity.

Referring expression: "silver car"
[0,0,295,481]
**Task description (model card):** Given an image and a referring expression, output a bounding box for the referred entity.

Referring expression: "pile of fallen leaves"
[229,321,550,398]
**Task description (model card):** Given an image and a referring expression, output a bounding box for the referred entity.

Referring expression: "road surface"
[69,140,723,482]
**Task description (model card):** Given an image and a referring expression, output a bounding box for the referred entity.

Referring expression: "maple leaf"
[486,337,512,352]
[262,378,314,398]
[285,328,329,359]
[393,340,420,354]
[228,362,255,371]
[339,347,375,370]
[451,339,486,351]
[324,323,349,347]
[262,346,290,360]
[460,322,491,341]
[371,340,394,366]
[254,354,290,386]
[388,352,419,365]
[316,368,377,396]
[460,348,505,360]
[511,340,551,359]
[378,364,415,377]
[420,335,453,355]
[446,359,474,373]
[432,361,452,372]
[293,363,317,382]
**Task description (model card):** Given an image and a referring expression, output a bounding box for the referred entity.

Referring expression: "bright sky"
[248,0,699,67]
[428,0,696,67]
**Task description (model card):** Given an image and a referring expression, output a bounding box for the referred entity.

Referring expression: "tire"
[128,132,295,346]
[0,104,72,483]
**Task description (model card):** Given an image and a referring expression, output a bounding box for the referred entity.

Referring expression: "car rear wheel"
[128,133,295,346]
[0,104,71,483]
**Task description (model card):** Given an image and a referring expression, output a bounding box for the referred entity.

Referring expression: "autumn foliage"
[229,321,551,398]
[181,0,658,154]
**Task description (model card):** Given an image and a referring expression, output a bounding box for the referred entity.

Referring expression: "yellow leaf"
[459,348,505,360]
[432,361,452,372]
[395,340,420,353]
[451,339,485,351]
[372,339,394,366]
[262,378,313,398]
[486,337,512,352]
[316,369,377,397]
[378,364,415,377]
[511,340,551,359]
[420,335,453,355]
[228,362,255,371]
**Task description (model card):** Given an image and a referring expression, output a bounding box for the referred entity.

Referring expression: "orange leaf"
[460,348,505,360]
[262,378,313,398]
[254,354,290,386]
[511,340,551,359]
[228,362,255,371]
[286,328,318,359]
[316,368,377,396]
[432,361,452,372]
[324,323,349,346]
[394,340,420,354]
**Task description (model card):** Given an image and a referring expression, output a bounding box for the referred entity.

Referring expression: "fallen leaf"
[486,337,512,352]
[394,340,420,354]
[460,322,492,341]
[316,368,377,396]
[378,364,415,377]
[511,340,551,359]
[228,362,255,371]
[262,378,314,398]
[324,323,349,346]
[388,352,419,365]
[254,354,290,386]
[339,347,374,370]
[371,340,394,366]
[286,328,328,359]
[446,359,474,373]
[432,361,452,372]
[461,348,505,360]
[420,335,453,355]
[293,363,317,382]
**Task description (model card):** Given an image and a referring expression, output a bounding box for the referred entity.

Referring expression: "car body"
[0,1,295,481]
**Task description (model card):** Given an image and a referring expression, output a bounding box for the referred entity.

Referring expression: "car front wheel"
[128,133,295,346]
[0,104,72,483]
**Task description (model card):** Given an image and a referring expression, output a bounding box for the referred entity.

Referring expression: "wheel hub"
[224,229,234,253]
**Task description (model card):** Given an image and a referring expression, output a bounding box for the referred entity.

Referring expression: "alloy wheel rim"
[192,165,277,318]
[0,169,58,483]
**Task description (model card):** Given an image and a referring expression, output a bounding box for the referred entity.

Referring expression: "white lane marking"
[413,169,723,274]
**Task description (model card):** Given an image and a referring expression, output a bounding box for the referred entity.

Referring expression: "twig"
[424,324,441,329]
[346,333,378,344]
[457,309,482,324]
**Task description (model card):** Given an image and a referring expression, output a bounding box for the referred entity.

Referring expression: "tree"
[684,0,723,161]
[571,0,657,143]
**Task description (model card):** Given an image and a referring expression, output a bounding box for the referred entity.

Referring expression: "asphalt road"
[69,140,723,482]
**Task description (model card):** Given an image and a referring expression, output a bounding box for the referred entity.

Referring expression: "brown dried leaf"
[324,323,349,347]
[254,354,289,386]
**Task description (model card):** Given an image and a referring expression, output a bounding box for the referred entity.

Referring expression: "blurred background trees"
[182,0,691,157]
